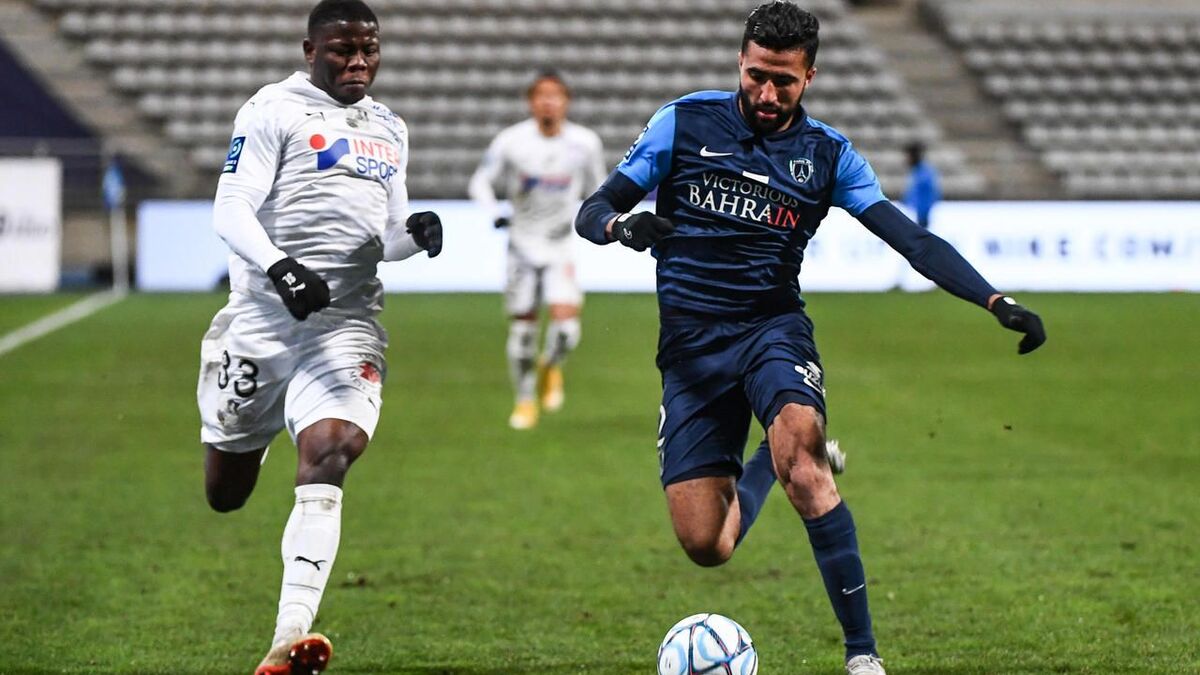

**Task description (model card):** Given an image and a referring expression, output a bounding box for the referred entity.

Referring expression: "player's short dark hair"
[308,0,378,36]
[741,1,820,66]
[906,141,926,166]
[526,69,570,98]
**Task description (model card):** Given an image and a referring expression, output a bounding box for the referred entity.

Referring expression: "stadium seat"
[927,0,1200,197]
[30,0,985,198]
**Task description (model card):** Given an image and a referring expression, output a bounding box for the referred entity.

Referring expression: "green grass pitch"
[0,292,1197,674]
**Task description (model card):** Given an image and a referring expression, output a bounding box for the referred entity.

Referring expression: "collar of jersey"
[727,94,810,142]
[286,71,374,109]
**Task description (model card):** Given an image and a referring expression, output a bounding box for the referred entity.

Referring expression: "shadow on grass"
[897,662,1046,667]
[345,665,647,675]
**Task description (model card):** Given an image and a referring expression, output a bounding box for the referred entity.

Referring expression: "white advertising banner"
[927,201,1200,292]
[799,207,935,293]
[137,200,1200,293]
[137,199,658,292]
[0,158,61,292]
[136,201,232,291]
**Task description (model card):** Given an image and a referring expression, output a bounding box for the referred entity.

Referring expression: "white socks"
[272,483,343,644]
[507,320,539,401]
[543,318,581,367]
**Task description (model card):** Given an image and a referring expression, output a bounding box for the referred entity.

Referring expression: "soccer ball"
[657,613,758,675]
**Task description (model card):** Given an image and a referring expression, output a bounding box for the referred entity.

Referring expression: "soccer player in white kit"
[195,2,442,673]
[468,72,605,429]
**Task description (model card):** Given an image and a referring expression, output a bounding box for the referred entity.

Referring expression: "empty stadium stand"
[24,0,982,199]
[925,0,1200,198]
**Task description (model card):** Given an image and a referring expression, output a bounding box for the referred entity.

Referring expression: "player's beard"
[737,87,797,135]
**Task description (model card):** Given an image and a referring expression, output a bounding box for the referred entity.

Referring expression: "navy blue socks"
[804,500,877,659]
[736,440,776,544]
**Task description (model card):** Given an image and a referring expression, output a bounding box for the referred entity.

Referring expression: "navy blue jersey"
[617,91,884,317]
[577,90,999,318]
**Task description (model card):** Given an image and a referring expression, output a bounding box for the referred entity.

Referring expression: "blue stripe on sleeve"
[832,143,886,216]
[615,104,676,191]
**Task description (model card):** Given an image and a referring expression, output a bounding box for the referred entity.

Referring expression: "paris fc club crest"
[790,157,814,184]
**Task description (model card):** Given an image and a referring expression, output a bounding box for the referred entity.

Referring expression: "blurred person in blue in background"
[903,141,941,228]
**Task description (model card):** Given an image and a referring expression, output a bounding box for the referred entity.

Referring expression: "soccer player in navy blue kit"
[576,3,1045,674]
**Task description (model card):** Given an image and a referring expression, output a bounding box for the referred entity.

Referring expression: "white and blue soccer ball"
[657,613,758,675]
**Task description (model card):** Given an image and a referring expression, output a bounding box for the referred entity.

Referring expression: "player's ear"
[302,38,316,65]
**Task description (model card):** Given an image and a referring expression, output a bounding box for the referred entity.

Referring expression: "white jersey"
[469,119,605,266]
[215,72,418,316]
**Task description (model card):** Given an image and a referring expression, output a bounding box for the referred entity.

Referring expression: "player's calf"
[506,318,540,427]
[295,420,368,487]
[771,408,879,661]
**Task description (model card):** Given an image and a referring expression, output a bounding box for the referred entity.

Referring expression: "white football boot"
[825,438,846,475]
[845,654,886,675]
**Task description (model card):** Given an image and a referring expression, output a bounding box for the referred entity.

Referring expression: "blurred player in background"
[903,141,942,228]
[469,71,605,430]
[196,1,442,672]
[576,2,1045,673]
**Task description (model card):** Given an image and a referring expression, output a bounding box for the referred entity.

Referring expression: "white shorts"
[505,251,583,316]
[197,300,387,453]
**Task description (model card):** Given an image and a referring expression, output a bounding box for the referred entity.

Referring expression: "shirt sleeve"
[575,170,650,245]
[211,101,288,271]
[383,128,423,261]
[614,103,676,191]
[857,200,997,306]
[831,142,887,217]
[467,133,507,221]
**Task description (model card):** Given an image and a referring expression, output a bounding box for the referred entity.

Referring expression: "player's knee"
[681,539,734,567]
[507,320,539,360]
[299,424,368,480]
[677,531,735,567]
[206,485,250,513]
[317,432,367,469]
[778,453,826,494]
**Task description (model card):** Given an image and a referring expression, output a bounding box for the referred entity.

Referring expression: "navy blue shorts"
[656,311,826,487]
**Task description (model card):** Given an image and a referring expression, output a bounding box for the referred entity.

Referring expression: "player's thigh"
[658,358,753,489]
[284,320,386,445]
[742,313,828,432]
[505,253,542,317]
[543,258,583,314]
[197,309,291,454]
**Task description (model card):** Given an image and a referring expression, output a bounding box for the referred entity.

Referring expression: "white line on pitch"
[0,290,127,359]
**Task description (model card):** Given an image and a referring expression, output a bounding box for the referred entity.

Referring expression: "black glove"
[991,296,1046,355]
[407,211,442,258]
[611,212,674,252]
[266,257,330,321]
[493,217,510,229]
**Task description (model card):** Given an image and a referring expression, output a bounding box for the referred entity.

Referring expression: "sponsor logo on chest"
[686,171,814,231]
[309,133,401,181]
